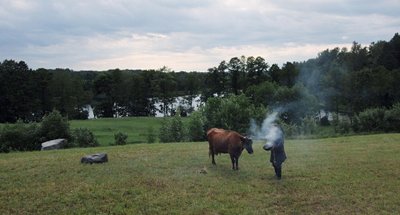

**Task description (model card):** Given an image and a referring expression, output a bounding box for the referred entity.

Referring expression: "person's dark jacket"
[269,135,286,167]
[263,130,287,179]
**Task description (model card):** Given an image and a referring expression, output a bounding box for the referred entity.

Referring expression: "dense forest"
[1,33,399,125]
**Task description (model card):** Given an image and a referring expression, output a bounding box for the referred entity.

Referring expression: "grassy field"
[70,117,189,146]
[1,134,399,214]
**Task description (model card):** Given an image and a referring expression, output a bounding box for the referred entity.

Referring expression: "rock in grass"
[41,139,67,151]
[81,153,108,164]
[199,166,208,174]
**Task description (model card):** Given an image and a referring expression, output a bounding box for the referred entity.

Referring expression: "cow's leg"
[230,154,236,170]
[211,152,216,165]
[235,156,239,170]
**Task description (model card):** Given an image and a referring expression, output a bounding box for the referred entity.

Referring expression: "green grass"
[1,134,399,214]
[70,117,189,146]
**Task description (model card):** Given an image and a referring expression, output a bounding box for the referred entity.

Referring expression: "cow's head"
[243,137,253,154]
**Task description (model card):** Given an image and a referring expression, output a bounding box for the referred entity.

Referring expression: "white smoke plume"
[250,111,282,143]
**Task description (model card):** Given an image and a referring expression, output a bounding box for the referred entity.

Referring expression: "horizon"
[1,1,399,72]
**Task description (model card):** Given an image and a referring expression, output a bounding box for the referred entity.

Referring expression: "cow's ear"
[245,136,252,143]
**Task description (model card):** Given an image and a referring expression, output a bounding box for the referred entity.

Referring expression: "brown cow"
[207,128,253,170]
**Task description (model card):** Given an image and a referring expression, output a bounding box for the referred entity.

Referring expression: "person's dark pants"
[273,163,282,179]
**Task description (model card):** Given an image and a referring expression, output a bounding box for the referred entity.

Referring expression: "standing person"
[263,125,287,179]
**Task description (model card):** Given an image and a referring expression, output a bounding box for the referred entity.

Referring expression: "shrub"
[159,119,172,143]
[0,121,40,153]
[146,126,156,143]
[279,121,299,138]
[300,116,317,135]
[336,118,352,134]
[72,128,99,148]
[351,116,360,132]
[202,94,264,134]
[356,108,386,132]
[248,105,269,126]
[114,132,128,145]
[39,110,71,144]
[187,111,205,141]
[385,103,400,132]
[159,115,185,143]
[202,97,222,129]
[170,114,185,142]
[352,104,400,133]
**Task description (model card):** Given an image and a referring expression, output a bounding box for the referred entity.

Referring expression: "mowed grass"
[70,117,186,146]
[1,134,400,214]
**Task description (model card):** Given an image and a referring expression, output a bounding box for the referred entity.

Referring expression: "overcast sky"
[1,0,399,72]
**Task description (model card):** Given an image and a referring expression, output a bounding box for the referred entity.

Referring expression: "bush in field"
[0,110,72,153]
[187,111,205,141]
[279,121,299,138]
[159,115,185,143]
[385,103,400,132]
[336,118,352,134]
[202,94,266,134]
[146,126,156,143]
[331,114,351,134]
[202,96,223,129]
[355,108,386,132]
[170,114,185,142]
[300,116,317,135]
[351,116,360,132]
[114,132,128,145]
[72,128,99,147]
[0,121,40,153]
[159,119,172,143]
[39,110,71,144]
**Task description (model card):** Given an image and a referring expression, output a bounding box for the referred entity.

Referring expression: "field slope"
[1,134,399,214]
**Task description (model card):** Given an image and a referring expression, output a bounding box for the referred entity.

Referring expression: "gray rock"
[199,166,208,174]
[81,153,108,164]
[41,139,66,151]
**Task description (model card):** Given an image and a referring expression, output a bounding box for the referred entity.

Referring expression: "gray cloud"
[0,0,399,71]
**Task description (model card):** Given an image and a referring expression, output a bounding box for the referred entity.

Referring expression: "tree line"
[0,65,207,122]
[1,33,399,124]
